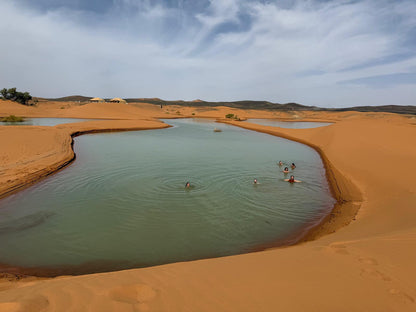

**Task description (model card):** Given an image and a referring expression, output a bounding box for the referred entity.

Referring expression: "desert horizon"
[24,93,416,115]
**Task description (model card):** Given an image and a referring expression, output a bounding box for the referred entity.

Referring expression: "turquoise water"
[0,118,92,126]
[246,119,332,128]
[0,119,335,274]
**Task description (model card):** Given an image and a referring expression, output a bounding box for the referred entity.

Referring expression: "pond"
[0,118,93,126]
[246,119,332,129]
[0,118,335,274]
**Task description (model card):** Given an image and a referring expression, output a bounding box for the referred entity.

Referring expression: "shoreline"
[1,117,357,277]
[218,119,363,244]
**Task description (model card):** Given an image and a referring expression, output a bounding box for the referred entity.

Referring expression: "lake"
[0,118,335,274]
[0,117,92,126]
[246,119,332,129]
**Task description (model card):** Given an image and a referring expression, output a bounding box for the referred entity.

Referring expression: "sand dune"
[0,99,415,311]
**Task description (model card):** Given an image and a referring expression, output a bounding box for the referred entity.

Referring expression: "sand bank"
[0,100,415,311]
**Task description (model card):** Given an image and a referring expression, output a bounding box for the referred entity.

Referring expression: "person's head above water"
[185,181,190,187]
[284,167,289,171]
[254,178,257,184]
[289,175,295,182]
[291,163,296,168]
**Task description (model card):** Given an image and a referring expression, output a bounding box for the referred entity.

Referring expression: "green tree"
[20,92,32,105]
[0,88,7,99]
[0,88,33,105]
[8,88,17,101]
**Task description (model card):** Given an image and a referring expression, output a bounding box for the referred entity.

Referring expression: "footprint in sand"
[360,268,392,282]
[329,243,350,255]
[4,295,50,312]
[109,284,157,305]
[358,257,378,266]
[389,288,415,304]
[356,256,414,304]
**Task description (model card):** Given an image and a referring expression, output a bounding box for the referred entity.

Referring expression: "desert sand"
[0,99,415,311]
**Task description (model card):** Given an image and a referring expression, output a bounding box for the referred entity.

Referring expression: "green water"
[0,118,335,274]
[0,118,92,126]
[247,119,332,128]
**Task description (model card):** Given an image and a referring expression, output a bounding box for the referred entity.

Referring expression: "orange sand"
[0,99,415,311]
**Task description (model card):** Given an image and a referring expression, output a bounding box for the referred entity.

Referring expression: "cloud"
[340,73,416,88]
[0,0,415,107]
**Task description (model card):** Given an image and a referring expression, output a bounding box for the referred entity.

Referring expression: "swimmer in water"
[283,167,290,173]
[185,181,191,188]
[285,175,301,183]
[291,163,296,169]
[254,178,258,184]
[278,161,283,166]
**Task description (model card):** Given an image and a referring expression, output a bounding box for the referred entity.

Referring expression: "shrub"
[226,113,240,120]
[0,88,32,105]
[1,115,25,122]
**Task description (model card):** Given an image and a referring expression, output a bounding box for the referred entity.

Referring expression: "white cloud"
[196,0,240,27]
[0,0,415,107]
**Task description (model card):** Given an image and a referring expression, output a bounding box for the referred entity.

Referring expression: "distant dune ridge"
[39,95,416,115]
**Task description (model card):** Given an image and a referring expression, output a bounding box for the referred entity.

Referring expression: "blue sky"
[0,0,415,107]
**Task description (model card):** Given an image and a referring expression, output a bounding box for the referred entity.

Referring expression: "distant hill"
[45,95,93,102]
[127,98,415,115]
[36,96,415,115]
[125,98,319,111]
[333,105,416,115]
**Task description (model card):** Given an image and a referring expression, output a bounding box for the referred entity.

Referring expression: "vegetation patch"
[1,88,33,105]
[1,115,25,122]
[225,113,241,120]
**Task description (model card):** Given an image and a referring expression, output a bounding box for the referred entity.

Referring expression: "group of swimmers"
[253,161,301,185]
[280,161,301,183]
[186,161,300,189]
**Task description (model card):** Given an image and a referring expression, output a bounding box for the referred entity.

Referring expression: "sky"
[0,0,415,107]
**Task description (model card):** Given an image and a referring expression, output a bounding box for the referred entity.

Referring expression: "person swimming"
[285,175,301,183]
[185,181,191,188]
[291,163,296,169]
[254,178,258,184]
[278,161,283,166]
[283,167,289,173]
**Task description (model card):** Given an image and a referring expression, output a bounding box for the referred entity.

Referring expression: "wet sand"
[0,99,415,311]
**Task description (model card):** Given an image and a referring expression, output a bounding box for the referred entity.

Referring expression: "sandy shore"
[0,99,415,311]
